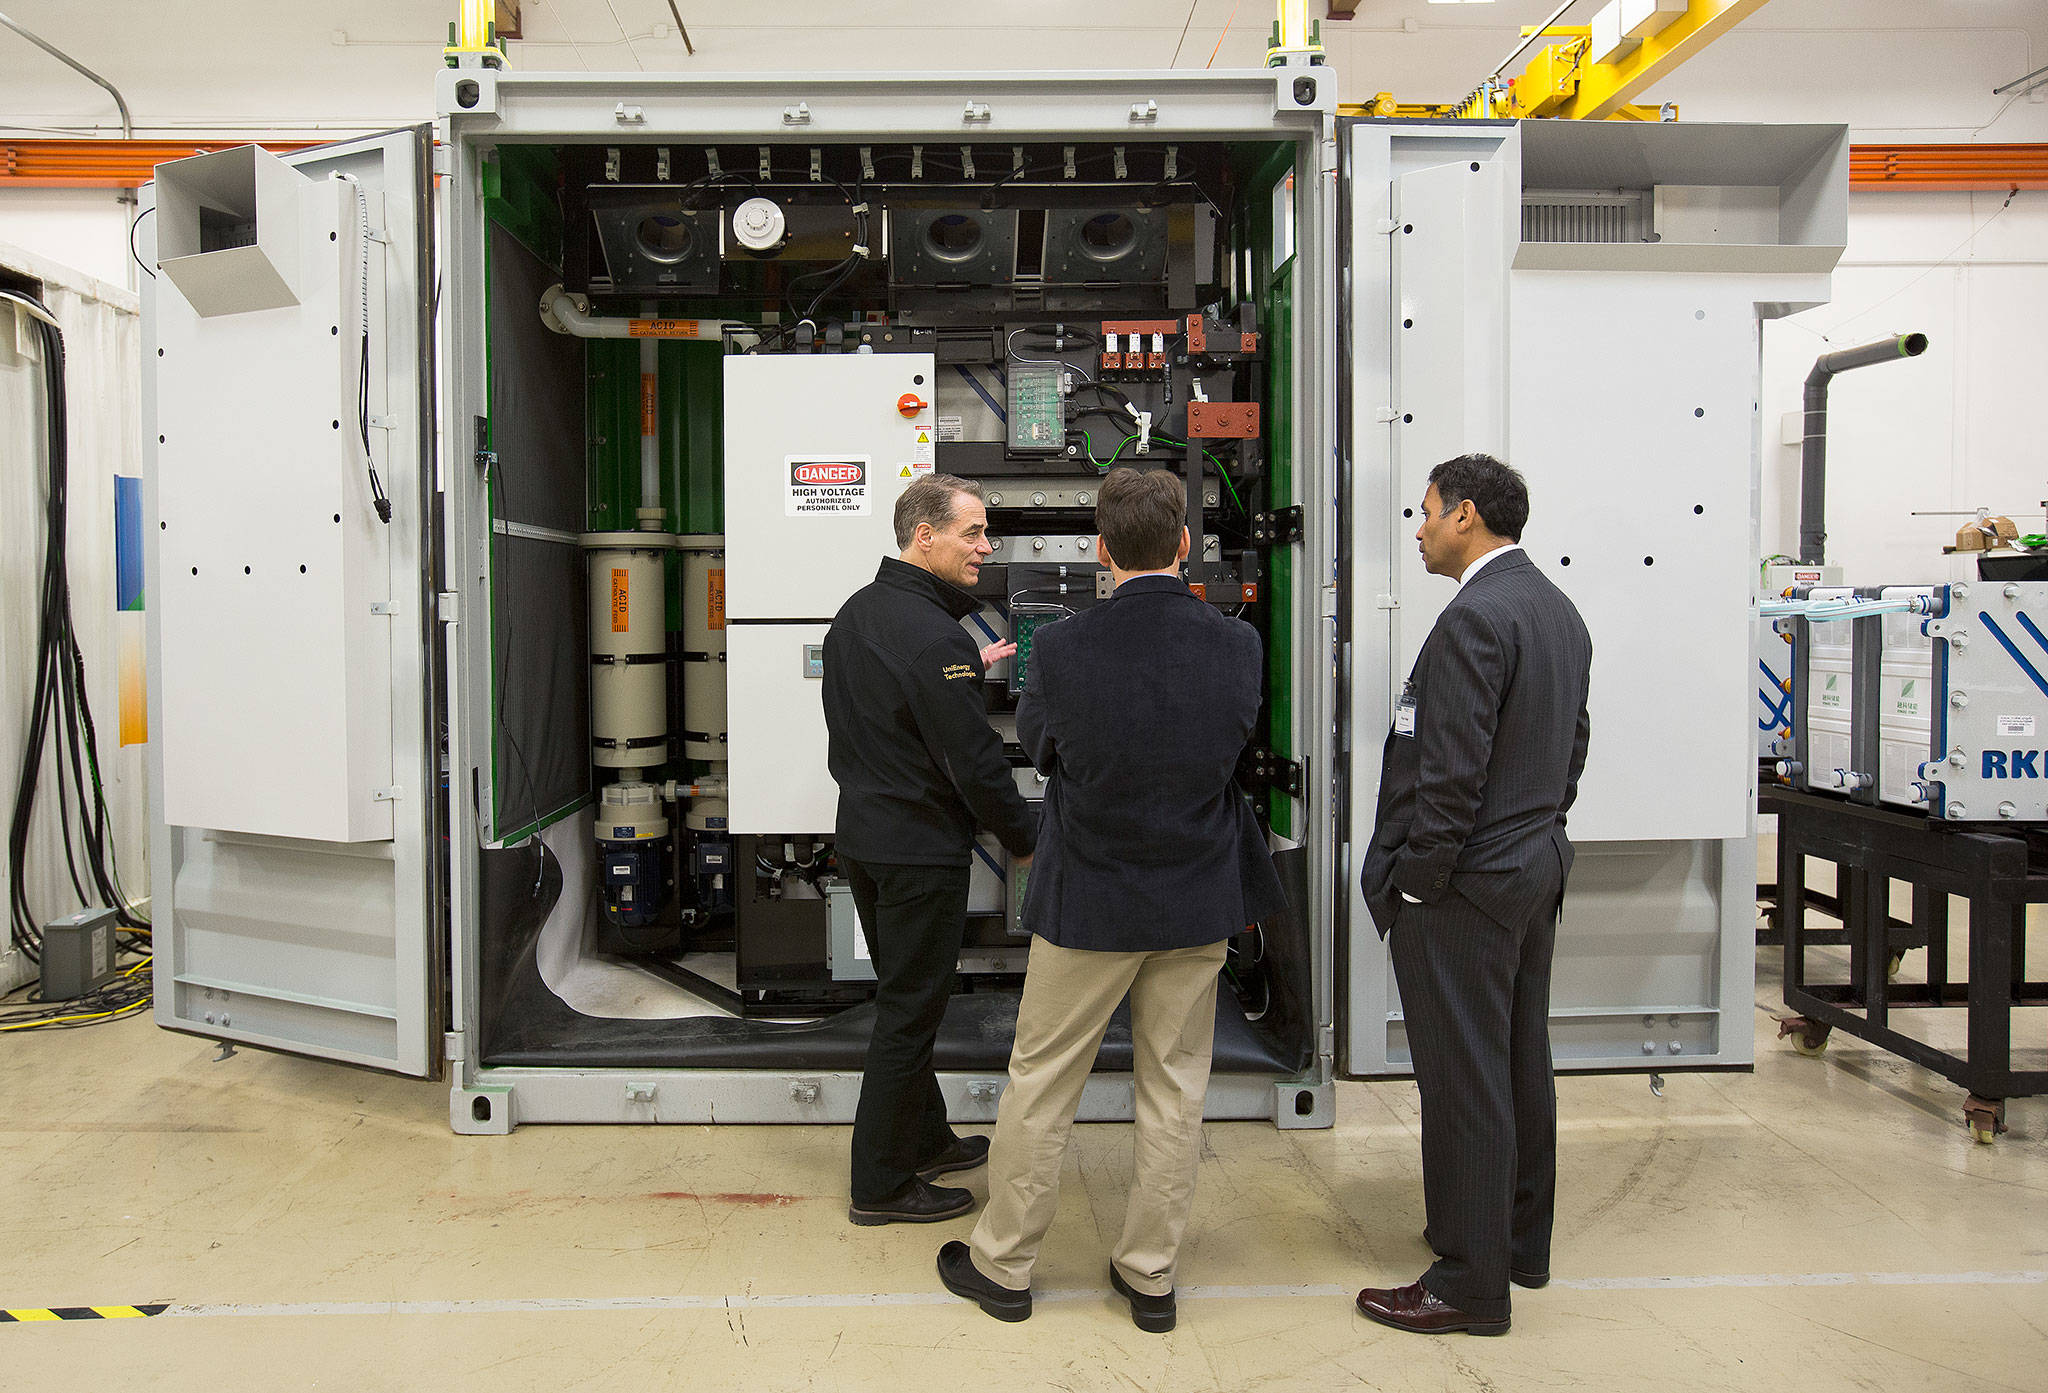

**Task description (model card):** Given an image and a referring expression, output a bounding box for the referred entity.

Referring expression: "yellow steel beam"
[444,0,508,67]
[1550,0,1770,121]
[1267,0,1325,66]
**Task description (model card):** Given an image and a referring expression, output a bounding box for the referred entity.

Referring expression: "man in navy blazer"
[936,467,1283,1333]
[1356,453,1592,1338]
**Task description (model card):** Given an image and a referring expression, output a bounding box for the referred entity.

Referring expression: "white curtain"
[0,240,146,995]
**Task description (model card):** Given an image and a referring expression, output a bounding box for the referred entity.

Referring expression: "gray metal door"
[141,127,441,1075]
[1342,122,1517,1075]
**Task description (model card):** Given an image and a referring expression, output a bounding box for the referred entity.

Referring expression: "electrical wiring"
[746,177,873,354]
[1006,326,1098,380]
[0,956,152,1032]
[1069,427,1246,511]
[127,205,156,280]
[4,290,150,969]
[335,174,392,524]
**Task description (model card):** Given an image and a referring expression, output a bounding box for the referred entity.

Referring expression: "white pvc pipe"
[640,301,660,511]
[538,283,751,342]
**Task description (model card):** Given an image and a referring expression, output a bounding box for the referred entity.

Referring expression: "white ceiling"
[0,0,2043,139]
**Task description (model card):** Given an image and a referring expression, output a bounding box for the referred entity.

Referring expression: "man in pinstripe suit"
[1356,453,1592,1337]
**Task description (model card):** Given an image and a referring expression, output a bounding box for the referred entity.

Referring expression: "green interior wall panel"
[1243,144,1299,839]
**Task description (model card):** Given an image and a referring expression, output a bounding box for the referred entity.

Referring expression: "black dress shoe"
[848,1179,974,1227]
[1355,1280,1509,1337]
[937,1240,1031,1322]
[1109,1264,1177,1333]
[915,1134,990,1183]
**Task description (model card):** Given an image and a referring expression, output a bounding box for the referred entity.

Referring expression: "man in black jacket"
[934,467,1283,1332]
[1356,453,1592,1337]
[825,474,1038,1227]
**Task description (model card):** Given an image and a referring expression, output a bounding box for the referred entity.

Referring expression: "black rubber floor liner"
[478,846,1302,1074]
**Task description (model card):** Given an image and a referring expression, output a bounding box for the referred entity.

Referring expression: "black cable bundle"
[4,291,151,971]
[0,956,152,1033]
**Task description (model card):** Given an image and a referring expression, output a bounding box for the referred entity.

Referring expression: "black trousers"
[1388,871,1560,1322]
[843,856,968,1205]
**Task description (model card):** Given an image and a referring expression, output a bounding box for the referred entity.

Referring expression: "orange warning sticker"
[707,569,726,631]
[640,373,657,437]
[628,318,701,338]
[611,568,630,633]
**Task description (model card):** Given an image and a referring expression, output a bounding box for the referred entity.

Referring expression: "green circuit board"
[1006,364,1064,453]
[1006,608,1059,695]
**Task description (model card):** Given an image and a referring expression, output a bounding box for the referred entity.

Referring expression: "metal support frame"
[1770,788,2048,1139]
[436,66,1340,1130]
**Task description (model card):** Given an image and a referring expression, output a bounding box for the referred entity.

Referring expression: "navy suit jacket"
[1362,550,1592,937]
[1016,574,1284,952]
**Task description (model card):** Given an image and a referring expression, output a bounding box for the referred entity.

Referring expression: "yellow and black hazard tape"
[1,1305,169,1323]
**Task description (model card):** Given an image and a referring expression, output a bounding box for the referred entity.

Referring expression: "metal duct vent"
[1521,190,1651,244]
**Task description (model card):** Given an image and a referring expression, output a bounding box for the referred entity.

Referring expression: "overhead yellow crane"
[1330,0,1771,123]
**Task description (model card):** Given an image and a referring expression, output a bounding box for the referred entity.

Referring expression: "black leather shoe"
[937,1240,1031,1322]
[1355,1280,1509,1336]
[1109,1264,1177,1333]
[915,1134,990,1183]
[848,1179,974,1227]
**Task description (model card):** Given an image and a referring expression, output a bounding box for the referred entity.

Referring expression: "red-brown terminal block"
[1186,401,1261,438]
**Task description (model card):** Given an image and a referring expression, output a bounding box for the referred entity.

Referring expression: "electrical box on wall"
[720,353,938,620]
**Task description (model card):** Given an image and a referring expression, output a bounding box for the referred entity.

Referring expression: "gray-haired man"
[824,474,1038,1226]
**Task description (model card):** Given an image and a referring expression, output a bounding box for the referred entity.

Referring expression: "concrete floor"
[2,946,2043,1393]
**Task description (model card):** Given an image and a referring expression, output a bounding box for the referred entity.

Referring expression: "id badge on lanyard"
[1394,680,1417,738]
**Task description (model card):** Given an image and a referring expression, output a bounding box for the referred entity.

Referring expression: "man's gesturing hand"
[980,639,1017,669]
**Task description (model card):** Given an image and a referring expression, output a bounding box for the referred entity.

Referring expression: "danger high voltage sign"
[785,456,872,516]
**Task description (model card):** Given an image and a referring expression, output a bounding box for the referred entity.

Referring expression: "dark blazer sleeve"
[1391,602,1508,903]
[1560,698,1591,829]
[904,630,1037,857]
[1015,622,1056,776]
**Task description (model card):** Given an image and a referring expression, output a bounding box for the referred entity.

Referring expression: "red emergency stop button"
[897,393,928,417]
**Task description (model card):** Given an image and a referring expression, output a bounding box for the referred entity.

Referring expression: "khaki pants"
[969,938,1228,1296]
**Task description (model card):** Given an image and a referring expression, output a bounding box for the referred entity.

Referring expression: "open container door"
[1341,118,1847,1077]
[141,127,442,1074]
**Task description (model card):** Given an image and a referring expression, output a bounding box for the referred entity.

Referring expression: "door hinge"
[1375,218,1400,235]
[437,591,461,623]
[1374,593,1400,611]
[1375,406,1399,423]
[373,786,402,802]
[1239,746,1304,799]
[1250,505,1304,546]
[370,599,399,616]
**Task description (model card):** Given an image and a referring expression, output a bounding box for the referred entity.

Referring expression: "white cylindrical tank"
[582,528,675,770]
[679,535,728,764]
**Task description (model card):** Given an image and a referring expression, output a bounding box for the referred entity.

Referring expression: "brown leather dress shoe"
[1355,1280,1509,1336]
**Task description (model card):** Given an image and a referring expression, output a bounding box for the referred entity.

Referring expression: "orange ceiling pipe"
[0,138,320,188]
[1850,143,2048,192]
